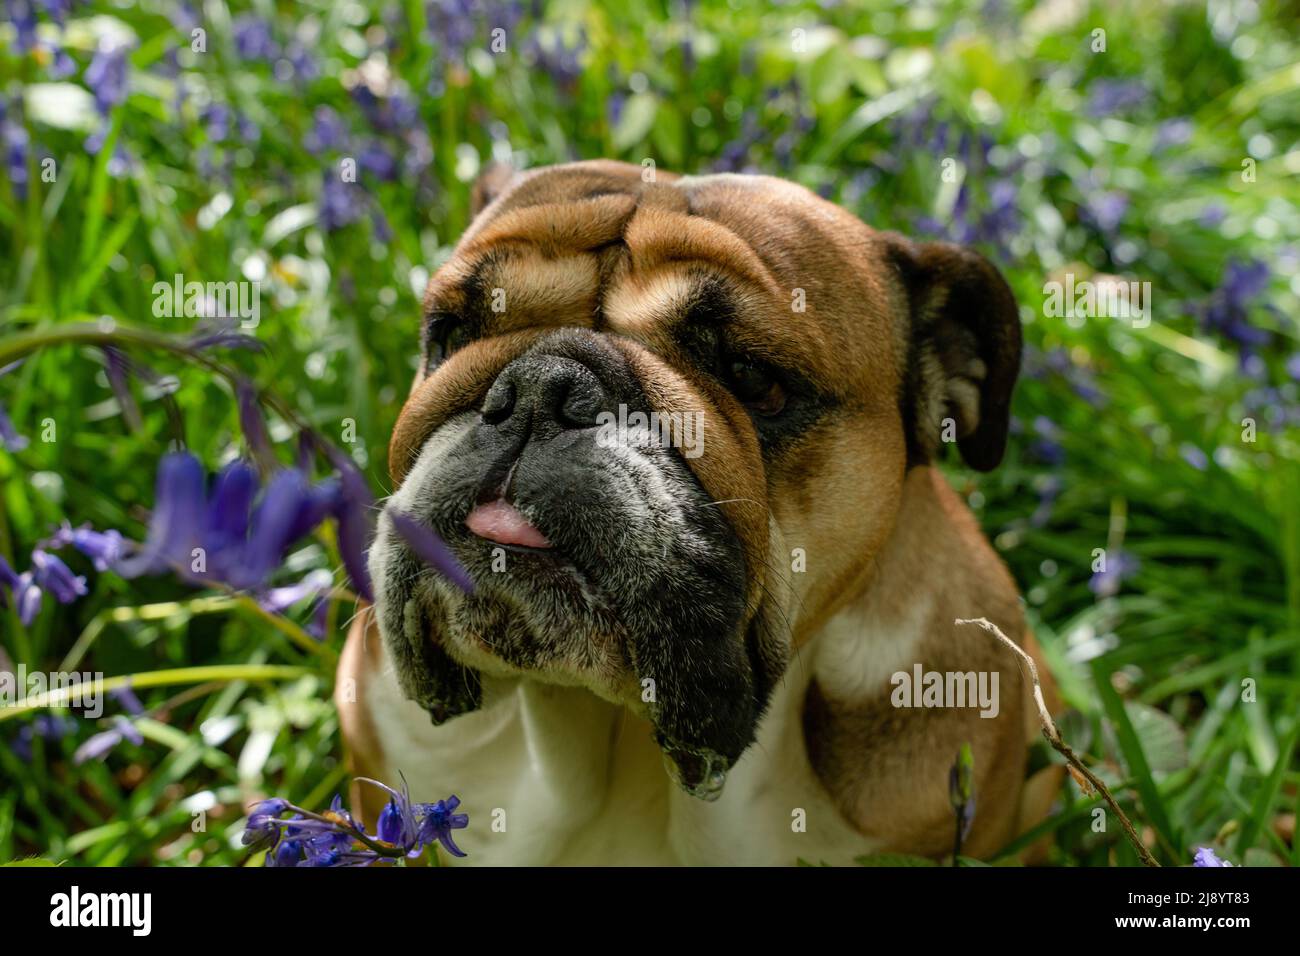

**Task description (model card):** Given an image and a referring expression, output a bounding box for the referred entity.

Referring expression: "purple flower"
[0,403,27,451]
[84,41,131,115]
[1154,117,1193,152]
[115,451,207,579]
[1179,443,1209,471]
[1198,258,1273,350]
[325,447,376,602]
[417,795,469,858]
[243,797,291,851]
[15,573,42,625]
[1193,847,1232,868]
[260,568,334,615]
[358,142,399,182]
[236,378,276,469]
[73,717,143,765]
[1,108,28,201]
[1089,549,1140,598]
[30,549,88,603]
[1286,354,1300,382]
[9,713,77,763]
[305,106,349,155]
[319,174,366,231]
[1081,190,1129,235]
[1086,79,1148,118]
[232,15,280,62]
[389,509,473,592]
[1029,416,1065,466]
[6,0,38,52]
[246,779,470,866]
[110,683,145,716]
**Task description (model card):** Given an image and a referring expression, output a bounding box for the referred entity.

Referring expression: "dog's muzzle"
[370,328,775,799]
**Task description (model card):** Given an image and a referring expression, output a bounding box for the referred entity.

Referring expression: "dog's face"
[370,160,1021,798]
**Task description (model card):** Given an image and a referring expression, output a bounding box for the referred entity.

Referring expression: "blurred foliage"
[1,0,1298,866]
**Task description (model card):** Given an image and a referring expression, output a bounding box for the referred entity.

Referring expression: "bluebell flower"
[305,106,349,154]
[1153,117,1193,152]
[6,0,38,53]
[45,42,76,79]
[110,683,144,717]
[84,41,131,115]
[246,779,469,866]
[9,713,77,763]
[73,716,143,765]
[1086,79,1148,118]
[268,838,304,867]
[1029,416,1066,467]
[1286,354,1300,382]
[1090,549,1140,598]
[359,142,399,182]
[1081,190,1129,235]
[201,103,231,143]
[1197,258,1273,350]
[30,549,88,603]
[389,509,473,592]
[260,569,334,615]
[242,797,291,851]
[325,446,376,602]
[115,451,207,579]
[417,795,469,858]
[0,358,28,447]
[232,14,280,62]
[319,174,365,230]
[1193,847,1232,867]
[285,42,320,83]
[2,112,30,201]
[1179,444,1209,471]
[236,378,277,469]
[53,523,126,572]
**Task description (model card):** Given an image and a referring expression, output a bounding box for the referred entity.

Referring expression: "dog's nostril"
[556,379,602,429]
[481,378,515,425]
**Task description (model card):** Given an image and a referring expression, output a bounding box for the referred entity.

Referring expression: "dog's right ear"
[470,161,522,217]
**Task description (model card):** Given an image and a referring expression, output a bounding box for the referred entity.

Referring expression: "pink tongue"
[466,499,552,549]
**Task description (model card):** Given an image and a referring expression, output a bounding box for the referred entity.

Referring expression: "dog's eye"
[723,357,787,416]
[427,317,471,368]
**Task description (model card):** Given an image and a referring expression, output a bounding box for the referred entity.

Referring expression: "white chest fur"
[361,638,884,865]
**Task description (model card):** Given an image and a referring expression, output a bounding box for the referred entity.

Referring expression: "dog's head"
[369,160,1021,798]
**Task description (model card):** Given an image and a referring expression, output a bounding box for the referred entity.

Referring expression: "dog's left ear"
[883,235,1022,472]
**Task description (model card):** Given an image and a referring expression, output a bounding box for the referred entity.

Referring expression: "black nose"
[481,353,611,440]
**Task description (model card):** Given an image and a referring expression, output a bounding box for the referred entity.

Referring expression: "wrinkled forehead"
[423,163,903,394]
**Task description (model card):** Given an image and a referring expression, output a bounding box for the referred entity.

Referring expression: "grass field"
[1,0,1298,866]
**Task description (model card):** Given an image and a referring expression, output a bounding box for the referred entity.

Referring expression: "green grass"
[1,0,1298,866]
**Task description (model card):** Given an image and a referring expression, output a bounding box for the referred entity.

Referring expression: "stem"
[0,664,313,722]
[955,617,1161,867]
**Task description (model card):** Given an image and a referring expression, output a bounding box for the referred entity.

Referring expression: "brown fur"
[339,160,1063,862]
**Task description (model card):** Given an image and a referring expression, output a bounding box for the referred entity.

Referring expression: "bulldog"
[336,160,1063,865]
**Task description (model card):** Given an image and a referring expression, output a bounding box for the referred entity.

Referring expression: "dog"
[336,160,1063,865]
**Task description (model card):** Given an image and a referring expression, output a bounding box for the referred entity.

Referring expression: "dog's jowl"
[336,160,1062,864]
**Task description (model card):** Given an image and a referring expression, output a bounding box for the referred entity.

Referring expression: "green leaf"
[1091,660,1178,854]
[2,858,61,867]
[1235,719,1300,856]
[1123,702,1188,775]
[612,92,658,153]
